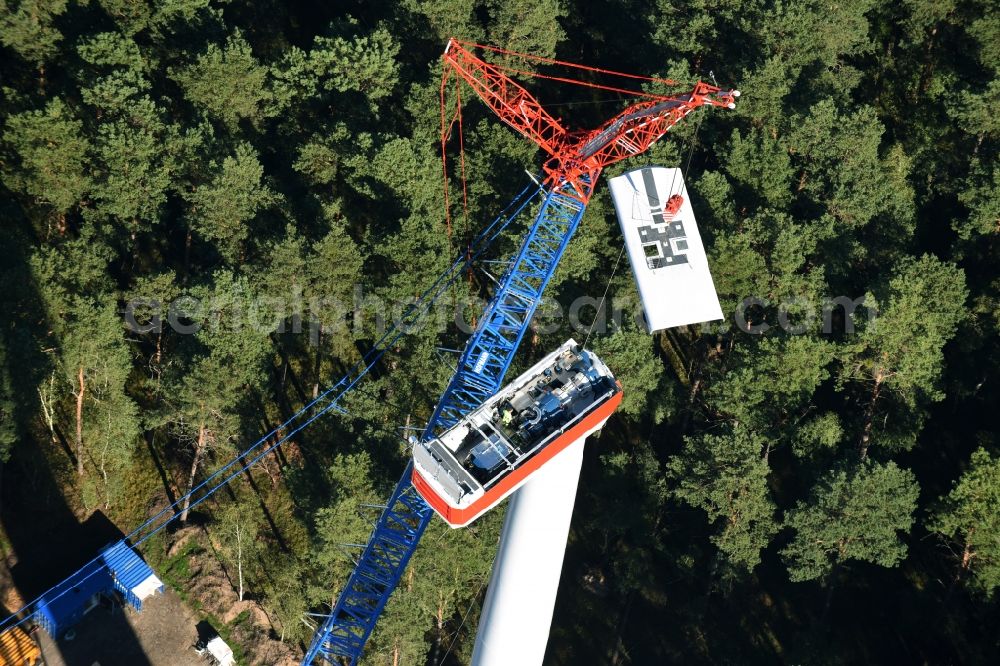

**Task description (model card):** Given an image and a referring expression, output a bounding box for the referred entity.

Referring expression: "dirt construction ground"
[35,589,207,666]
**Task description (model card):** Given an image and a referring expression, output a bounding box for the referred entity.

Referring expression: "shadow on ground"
[1,440,154,665]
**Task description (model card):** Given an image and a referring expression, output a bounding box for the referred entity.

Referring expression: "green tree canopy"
[667,426,778,570]
[839,254,967,456]
[171,32,271,129]
[3,99,91,214]
[186,143,276,263]
[0,0,68,65]
[782,460,919,582]
[927,448,1000,598]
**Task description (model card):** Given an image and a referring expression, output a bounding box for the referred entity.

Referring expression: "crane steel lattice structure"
[302,39,737,665]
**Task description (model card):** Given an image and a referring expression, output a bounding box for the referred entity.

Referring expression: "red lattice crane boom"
[442,39,740,203]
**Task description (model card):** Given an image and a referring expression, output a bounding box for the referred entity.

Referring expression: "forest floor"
[35,590,204,666]
[148,526,299,666]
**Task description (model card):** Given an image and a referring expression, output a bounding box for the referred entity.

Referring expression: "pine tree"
[402,0,482,43]
[782,460,919,582]
[185,143,276,263]
[164,271,275,521]
[306,452,382,605]
[839,254,967,458]
[95,0,153,36]
[724,127,794,210]
[373,510,502,666]
[59,300,140,483]
[29,232,140,501]
[0,337,18,461]
[589,326,673,423]
[956,157,1000,239]
[706,335,836,431]
[667,427,778,570]
[170,32,271,129]
[927,448,1000,598]
[787,100,913,228]
[3,99,91,215]
[270,28,401,114]
[90,97,192,237]
[485,0,565,60]
[579,441,670,594]
[0,0,68,67]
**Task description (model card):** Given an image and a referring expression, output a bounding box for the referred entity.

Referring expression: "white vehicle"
[195,633,235,666]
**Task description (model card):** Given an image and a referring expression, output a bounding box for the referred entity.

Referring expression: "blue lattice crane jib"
[422,186,587,436]
[301,183,589,665]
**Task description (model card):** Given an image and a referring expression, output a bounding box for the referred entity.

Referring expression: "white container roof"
[130,573,163,602]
